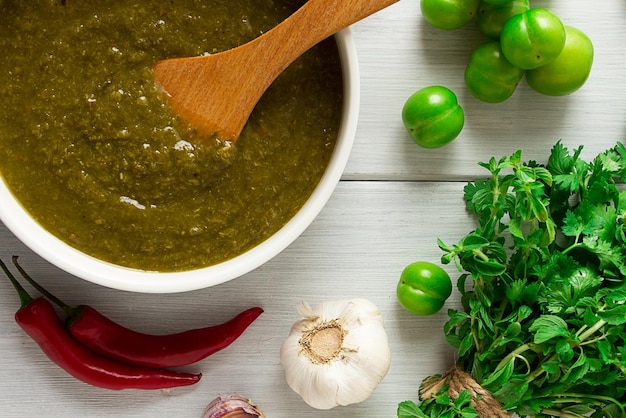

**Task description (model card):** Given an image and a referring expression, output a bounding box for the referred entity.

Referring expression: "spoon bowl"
[155,0,399,141]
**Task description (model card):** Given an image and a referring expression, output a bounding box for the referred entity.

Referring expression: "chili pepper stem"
[12,256,75,316]
[0,258,33,308]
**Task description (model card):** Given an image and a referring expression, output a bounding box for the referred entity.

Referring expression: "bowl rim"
[0,28,360,293]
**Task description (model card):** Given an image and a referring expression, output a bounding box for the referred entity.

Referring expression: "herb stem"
[492,343,530,373]
[490,171,501,217]
[472,249,490,262]
[579,334,607,346]
[546,393,626,416]
[560,242,583,256]
[470,315,483,353]
[514,353,532,374]
[526,352,556,382]
[541,409,585,418]
[577,318,607,342]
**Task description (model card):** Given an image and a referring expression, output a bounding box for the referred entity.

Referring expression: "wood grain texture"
[1,0,625,416]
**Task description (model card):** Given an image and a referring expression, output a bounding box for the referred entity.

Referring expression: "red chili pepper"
[1,259,201,390]
[68,305,263,368]
[12,256,263,368]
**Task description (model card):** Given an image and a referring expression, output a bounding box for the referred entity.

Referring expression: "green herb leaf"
[529,315,570,344]
[397,400,429,418]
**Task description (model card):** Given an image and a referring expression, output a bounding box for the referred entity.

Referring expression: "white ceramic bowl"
[0,29,359,293]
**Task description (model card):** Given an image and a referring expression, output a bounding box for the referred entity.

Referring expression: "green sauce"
[0,0,342,272]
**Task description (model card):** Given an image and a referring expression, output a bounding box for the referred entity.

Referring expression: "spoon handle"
[255,0,400,79]
[271,0,400,60]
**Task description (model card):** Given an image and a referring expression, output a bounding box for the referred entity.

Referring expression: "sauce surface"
[0,0,343,271]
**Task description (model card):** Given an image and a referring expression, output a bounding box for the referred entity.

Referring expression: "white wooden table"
[1,1,624,416]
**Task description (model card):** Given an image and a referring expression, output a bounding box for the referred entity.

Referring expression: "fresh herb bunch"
[399,142,626,417]
[398,388,479,418]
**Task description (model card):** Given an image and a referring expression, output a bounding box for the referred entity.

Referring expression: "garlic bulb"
[280,298,391,410]
[201,394,265,418]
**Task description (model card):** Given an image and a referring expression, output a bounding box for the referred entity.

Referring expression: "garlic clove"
[201,394,265,418]
[280,298,391,410]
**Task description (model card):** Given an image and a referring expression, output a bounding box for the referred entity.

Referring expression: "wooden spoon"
[154,0,399,142]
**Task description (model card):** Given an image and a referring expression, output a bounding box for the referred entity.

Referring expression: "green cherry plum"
[465,41,525,103]
[397,261,453,316]
[477,0,529,40]
[402,86,464,148]
[421,0,481,30]
[526,26,594,96]
[500,8,566,70]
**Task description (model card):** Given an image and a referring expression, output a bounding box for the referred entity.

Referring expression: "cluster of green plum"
[402,0,594,148]
[423,0,594,100]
